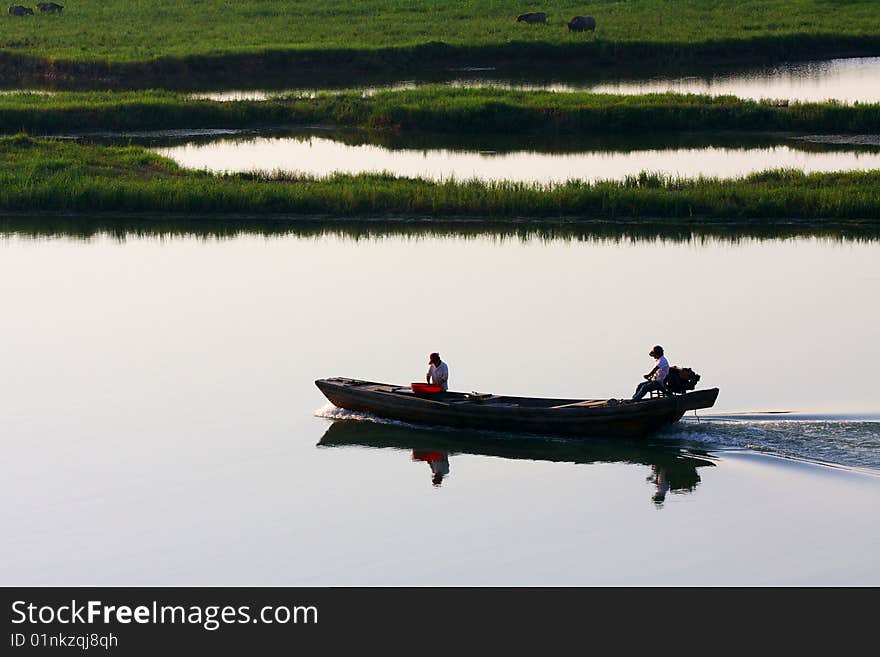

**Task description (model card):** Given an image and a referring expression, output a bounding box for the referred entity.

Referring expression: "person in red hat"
[632,345,669,400]
[426,352,449,392]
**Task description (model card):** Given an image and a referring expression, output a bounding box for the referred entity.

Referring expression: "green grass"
[2,136,880,221]
[0,1,879,79]
[1,0,877,61]
[2,87,879,135]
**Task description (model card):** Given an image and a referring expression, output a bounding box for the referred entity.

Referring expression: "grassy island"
[2,88,879,135]
[2,136,879,222]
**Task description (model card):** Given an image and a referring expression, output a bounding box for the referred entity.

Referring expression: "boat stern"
[676,388,720,412]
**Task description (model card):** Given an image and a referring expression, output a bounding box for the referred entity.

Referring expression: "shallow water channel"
[1,229,878,585]
[152,133,880,182]
[192,56,880,103]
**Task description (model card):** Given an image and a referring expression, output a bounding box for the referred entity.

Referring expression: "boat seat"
[649,384,674,399]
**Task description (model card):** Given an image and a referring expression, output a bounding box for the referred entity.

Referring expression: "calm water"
[192,57,880,103]
[155,135,880,182]
[1,230,878,584]
[584,56,880,103]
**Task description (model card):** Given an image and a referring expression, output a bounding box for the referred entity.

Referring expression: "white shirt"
[427,362,449,391]
[652,355,669,383]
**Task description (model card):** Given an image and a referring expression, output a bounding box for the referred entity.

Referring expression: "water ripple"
[318,405,880,471]
[667,416,880,470]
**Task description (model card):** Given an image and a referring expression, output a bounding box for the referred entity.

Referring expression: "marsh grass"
[2,88,879,135]
[2,137,879,221]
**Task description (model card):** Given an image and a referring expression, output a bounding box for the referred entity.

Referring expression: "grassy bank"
[2,137,880,221]
[3,88,880,135]
[1,1,879,86]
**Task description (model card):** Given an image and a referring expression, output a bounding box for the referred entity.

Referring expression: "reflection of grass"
[5,216,878,243]
[1,0,879,64]
[3,137,880,221]
[62,124,880,155]
[3,88,880,135]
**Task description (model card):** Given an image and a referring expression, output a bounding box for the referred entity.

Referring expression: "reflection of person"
[647,457,705,507]
[632,345,670,400]
[426,352,449,391]
[429,456,450,486]
[412,450,450,486]
[649,466,671,506]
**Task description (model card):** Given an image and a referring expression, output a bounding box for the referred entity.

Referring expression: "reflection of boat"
[318,419,714,502]
[316,377,719,438]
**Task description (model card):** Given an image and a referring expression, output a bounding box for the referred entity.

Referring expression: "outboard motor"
[665,366,701,394]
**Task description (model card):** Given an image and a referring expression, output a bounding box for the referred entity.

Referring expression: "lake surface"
[154,134,880,182]
[1,229,878,585]
[192,57,880,103]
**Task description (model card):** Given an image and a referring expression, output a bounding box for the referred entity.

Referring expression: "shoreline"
[2,37,880,90]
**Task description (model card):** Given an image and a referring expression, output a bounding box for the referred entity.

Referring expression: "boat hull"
[315,378,719,438]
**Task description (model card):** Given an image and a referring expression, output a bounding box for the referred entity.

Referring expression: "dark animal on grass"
[567,15,596,32]
[8,4,34,14]
[37,2,63,11]
[517,12,547,24]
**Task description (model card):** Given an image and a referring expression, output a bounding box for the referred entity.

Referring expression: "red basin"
[411,382,442,394]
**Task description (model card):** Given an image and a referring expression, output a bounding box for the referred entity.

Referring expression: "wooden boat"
[315,377,720,438]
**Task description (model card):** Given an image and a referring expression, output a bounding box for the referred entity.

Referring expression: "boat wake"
[665,415,880,471]
[314,403,417,429]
